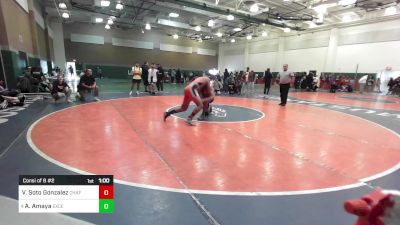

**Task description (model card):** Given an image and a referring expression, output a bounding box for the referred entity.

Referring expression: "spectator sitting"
[305,72,314,91]
[391,77,400,96]
[0,80,25,109]
[0,79,18,96]
[52,75,72,103]
[212,77,223,95]
[330,80,338,93]
[387,78,395,95]
[39,74,52,93]
[76,69,100,101]
[18,66,39,93]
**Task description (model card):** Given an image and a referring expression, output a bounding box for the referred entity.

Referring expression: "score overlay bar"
[19,175,114,213]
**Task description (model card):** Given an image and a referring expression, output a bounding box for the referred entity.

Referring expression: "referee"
[276,64,294,106]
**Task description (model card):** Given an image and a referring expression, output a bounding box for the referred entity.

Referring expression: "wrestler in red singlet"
[164,76,214,125]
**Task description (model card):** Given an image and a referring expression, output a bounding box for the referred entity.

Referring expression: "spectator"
[392,76,400,96]
[305,72,314,91]
[212,77,223,95]
[235,72,243,95]
[183,71,188,83]
[96,67,103,79]
[130,63,142,95]
[19,66,39,93]
[77,69,100,101]
[156,64,164,92]
[242,67,251,95]
[0,80,25,109]
[294,73,302,89]
[0,94,25,109]
[176,69,182,84]
[148,63,158,95]
[387,77,395,95]
[52,75,71,103]
[366,75,374,93]
[264,68,272,97]
[223,68,230,93]
[375,78,381,93]
[55,66,61,74]
[171,69,176,83]
[68,65,74,76]
[141,62,149,91]
[276,64,294,106]
[51,69,58,77]
[358,75,368,94]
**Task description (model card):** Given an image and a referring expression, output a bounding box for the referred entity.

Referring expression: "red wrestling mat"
[28,96,400,194]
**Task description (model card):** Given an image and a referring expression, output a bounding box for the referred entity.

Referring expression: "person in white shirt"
[242,67,250,95]
[130,63,142,95]
[148,63,158,95]
[358,75,368,94]
[276,64,294,106]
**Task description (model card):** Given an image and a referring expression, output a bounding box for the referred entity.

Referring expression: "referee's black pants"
[279,83,290,105]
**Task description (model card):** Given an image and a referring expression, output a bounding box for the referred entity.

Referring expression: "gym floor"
[0,79,399,225]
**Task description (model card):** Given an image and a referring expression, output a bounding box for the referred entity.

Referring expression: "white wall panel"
[283,47,327,72]
[248,52,278,72]
[159,44,192,53]
[111,38,154,49]
[71,34,104,45]
[336,41,400,73]
[197,48,216,56]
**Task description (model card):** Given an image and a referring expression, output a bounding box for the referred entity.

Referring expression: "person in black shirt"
[52,75,71,103]
[156,64,165,92]
[77,69,100,101]
[68,65,74,76]
[176,69,182,84]
[141,62,149,92]
[264,68,272,97]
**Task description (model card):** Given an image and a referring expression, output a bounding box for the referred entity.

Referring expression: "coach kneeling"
[77,69,100,102]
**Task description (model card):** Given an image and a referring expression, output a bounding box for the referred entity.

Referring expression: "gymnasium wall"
[218,18,400,74]
[63,23,219,78]
[1,0,33,54]
[0,0,33,87]
[0,0,54,87]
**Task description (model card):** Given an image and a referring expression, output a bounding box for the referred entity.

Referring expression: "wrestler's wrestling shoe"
[198,113,207,121]
[186,117,196,126]
[163,111,170,121]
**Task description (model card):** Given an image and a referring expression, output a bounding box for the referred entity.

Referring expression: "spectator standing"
[148,63,158,95]
[223,68,229,93]
[242,67,250,95]
[366,75,374,93]
[96,67,103,79]
[171,69,176,83]
[264,68,272,97]
[176,69,182,84]
[130,63,142,95]
[358,75,368,94]
[387,77,395,95]
[68,65,74,77]
[375,78,382,93]
[141,62,149,92]
[156,64,165,92]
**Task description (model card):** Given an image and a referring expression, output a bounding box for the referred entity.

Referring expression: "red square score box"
[99,185,114,199]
